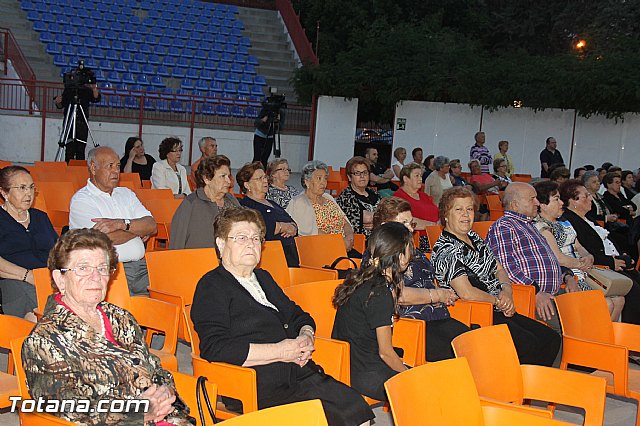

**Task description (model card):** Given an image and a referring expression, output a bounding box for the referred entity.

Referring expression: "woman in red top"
[393,162,439,251]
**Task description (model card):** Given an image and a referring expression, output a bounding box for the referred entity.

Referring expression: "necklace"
[2,203,29,223]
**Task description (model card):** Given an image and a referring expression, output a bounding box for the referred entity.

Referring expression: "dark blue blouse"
[0,207,58,269]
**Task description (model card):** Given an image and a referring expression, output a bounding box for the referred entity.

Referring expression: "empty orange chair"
[326,170,348,196]
[34,161,67,175]
[35,181,75,212]
[0,316,34,408]
[0,160,12,169]
[146,248,219,342]
[555,290,640,425]
[447,299,493,327]
[66,165,90,190]
[511,283,537,318]
[220,400,328,425]
[143,198,183,250]
[352,233,366,254]
[10,337,75,425]
[119,172,142,189]
[133,188,174,205]
[258,241,337,288]
[485,194,504,220]
[283,280,342,338]
[67,159,86,166]
[471,220,494,239]
[512,173,532,183]
[385,357,570,426]
[425,224,443,249]
[295,234,361,270]
[452,324,607,426]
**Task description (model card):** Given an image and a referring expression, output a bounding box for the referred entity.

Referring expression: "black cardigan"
[191,265,315,405]
[603,191,636,223]
[561,209,615,269]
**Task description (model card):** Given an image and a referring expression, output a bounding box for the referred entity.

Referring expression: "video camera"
[63,60,96,89]
[261,87,287,122]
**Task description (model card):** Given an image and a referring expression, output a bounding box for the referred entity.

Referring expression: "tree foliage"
[291,0,640,122]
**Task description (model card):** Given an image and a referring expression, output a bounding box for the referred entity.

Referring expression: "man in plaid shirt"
[486,182,567,332]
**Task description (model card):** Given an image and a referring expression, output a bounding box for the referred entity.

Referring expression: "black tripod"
[269,113,282,158]
[55,92,99,162]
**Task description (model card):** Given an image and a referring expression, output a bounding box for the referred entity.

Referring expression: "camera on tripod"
[63,60,96,89]
[261,87,287,123]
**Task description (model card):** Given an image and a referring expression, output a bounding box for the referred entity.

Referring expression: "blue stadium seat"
[167,46,180,57]
[221,53,234,63]
[153,45,167,56]
[106,50,119,61]
[144,34,158,46]
[128,62,141,73]
[230,63,243,74]
[200,69,213,80]
[219,26,230,37]
[131,33,144,44]
[104,30,118,41]
[215,104,230,116]
[107,71,121,83]
[97,38,110,50]
[113,61,127,72]
[245,106,259,118]
[237,45,249,55]
[212,42,224,53]
[237,84,250,96]
[77,46,89,57]
[83,37,98,48]
[120,51,133,62]
[144,54,159,66]
[213,71,226,82]
[156,99,170,112]
[182,48,194,58]
[150,26,164,37]
[122,72,136,84]
[40,31,54,43]
[176,30,189,40]
[174,38,186,49]
[203,60,217,71]
[217,62,230,72]
[194,49,208,60]
[21,1,35,11]
[41,12,55,23]
[85,58,97,69]
[247,55,259,66]
[247,96,262,106]
[125,96,139,109]
[176,57,190,68]
[139,44,153,55]
[137,74,150,86]
[94,69,105,82]
[215,34,226,44]
[89,28,104,39]
[170,100,185,113]
[171,67,186,78]
[234,53,248,64]
[231,105,244,118]
[62,44,75,55]
[193,23,206,33]
[181,78,195,90]
[227,73,240,84]
[240,74,253,85]
[125,42,139,53]
[46,43,61,55]
[162,56,176,67]
[223,82,236,94]
[97,20,110,31]
[227,36,239,46]
[233,19,244,30]
[191,59,203,69]
[201,103,215,115]
[224,44,236,54]
[77,8,90,19]
[254,75,267,86]
[231,28,242,38]
[201,31,214,42]
[63,25,77,36]
[34,2,46,13]
[55,15,69,26]
[195,80,209,91]
[69,35,82,46]
[26,11,39,22]
[157,65,170,77]
[53,55,67,67]
[185,68,198,80]
[118,32,131,43]
[45,23,61,35]
[136,53,148,64]
[151,75,165,87]
[250,85,264,96]
[99,59,112,71]
[112,40,125,51]
[70,16,84,27]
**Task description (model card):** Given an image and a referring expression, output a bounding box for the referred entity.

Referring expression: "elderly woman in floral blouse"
[336,156,380,238]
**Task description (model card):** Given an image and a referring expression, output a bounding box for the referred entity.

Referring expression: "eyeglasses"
[275,168,291,173]
[227,234,264,245]
[170,148,184,152]
[60,265,114,277]
[7,184,36,192]
[250,175,269,181]
[350,171,369,177]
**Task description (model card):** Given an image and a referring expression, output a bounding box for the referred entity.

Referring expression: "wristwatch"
[123,219,131,231]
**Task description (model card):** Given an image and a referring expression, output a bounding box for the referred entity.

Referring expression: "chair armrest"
[520,365,606,426]
[392,318,426,367]
[148,289,189,343]
[481,405,572,425]
[612,322,640,352]
[313,337,351,386]
[480,397,552,418]
[288,267,338,284]
[560,335,629,396]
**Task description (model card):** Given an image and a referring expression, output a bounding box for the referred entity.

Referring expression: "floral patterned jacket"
[22,296,191,426]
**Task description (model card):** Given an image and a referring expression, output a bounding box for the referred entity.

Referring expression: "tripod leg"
[55,104,76,162]
[77,105,99,148]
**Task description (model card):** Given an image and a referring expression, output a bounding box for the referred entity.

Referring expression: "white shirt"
[69,179,152,262]
[233,272,278,311]
[151,159,192,196]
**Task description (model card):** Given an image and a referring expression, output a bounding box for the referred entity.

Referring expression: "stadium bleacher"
[23,0,266,117]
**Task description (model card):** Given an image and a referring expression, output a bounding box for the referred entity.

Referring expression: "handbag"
[585,266,633,297]
[323,256,358,279]
[196,376,217,425]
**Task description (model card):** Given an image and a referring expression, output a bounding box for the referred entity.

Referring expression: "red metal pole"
[188,99,196,166]
[40,86,47,161]
[3,31,8,76]
[138,92,144,138]
[568,110,577,171]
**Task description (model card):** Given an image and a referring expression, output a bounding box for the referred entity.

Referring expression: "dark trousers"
[621,271,640,325]
[425,317,471,362]
[64,118,88,162]
[493,311,560,367]
[252,134,274,169]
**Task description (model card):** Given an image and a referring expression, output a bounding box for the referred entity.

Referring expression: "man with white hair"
[70,146,156,295]
[191,136,218,180]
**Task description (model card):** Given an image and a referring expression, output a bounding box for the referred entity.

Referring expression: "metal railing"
[275,0,318,64]
[1,28,37,113]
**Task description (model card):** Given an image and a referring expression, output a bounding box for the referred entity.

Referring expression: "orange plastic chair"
[447,299,494,327]
[0,316,34,408]
[326,170,348,196]
[67,159,86,166]
[146,248,219,342]
[119,172,142,189]
[66,165,90,190]
[485,194,504,220]
[471,220,495,240]
[133,188,174,205]
[295,234,361,270]
[170,370,217,426]
[187,174,197,192]
[313,337,351,385]
[141,180,152,189]
[258,241,337,288]
[35,180,75,214]
[144,198,183,250]
[555,290,640,425]
[452,324,607,426]
[511,283,537,318]
[425,224,443,249]
[0,160,12,169]
[34,161,67,174]
[385,357,570,426]
[128,297,179,370]
[33,267,54,317]
[221,400,328,425]
[352,233,366,254]
[512,174,533,183]
[10,337,75,425]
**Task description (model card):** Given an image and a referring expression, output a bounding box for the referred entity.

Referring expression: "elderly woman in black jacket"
[191,207,373,426]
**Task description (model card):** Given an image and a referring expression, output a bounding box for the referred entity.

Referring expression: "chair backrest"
[257,241,291,287]
[555,290,615,344]
[184,305,200,355]
[283,280,342,338]
[146,248,219,306]
[384,357,485,426]
[295,234,348,269]
[220,400,328,426]
[425,225,443,248]
[133,188,174,204]
[486,194,504,220]
[447,299,493,327]
[0,160,12,168]
[67,160,87,166]
[35,181,76,212]
[451,324,524,404]
[392,317,426,367]
[353,233,366,254]
[471,220,495,240]
[119,172,142,189]
[313,337,351,385]
[128,297,179,356]
[33,267,54,315]
[170,370,217,426]
[0,315,34,374]
[10,337,75,425]
[34,161,67,174]
[511,284,536,318]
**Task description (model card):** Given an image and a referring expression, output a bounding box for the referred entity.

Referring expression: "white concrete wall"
[313,95,358,168]
[0,114,309,171]
[392,100,640,176]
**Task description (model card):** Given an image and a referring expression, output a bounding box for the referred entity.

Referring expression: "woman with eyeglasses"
[336,156,381,238]
[266,158,299,209]
[191,207,374,426]
[237,162,300,267]
[22,228,193,425]
[0,166,57,320]
[151,137,192,199]
[169,155,240,249]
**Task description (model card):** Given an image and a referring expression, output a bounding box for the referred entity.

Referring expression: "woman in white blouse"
[151,137,192,198]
